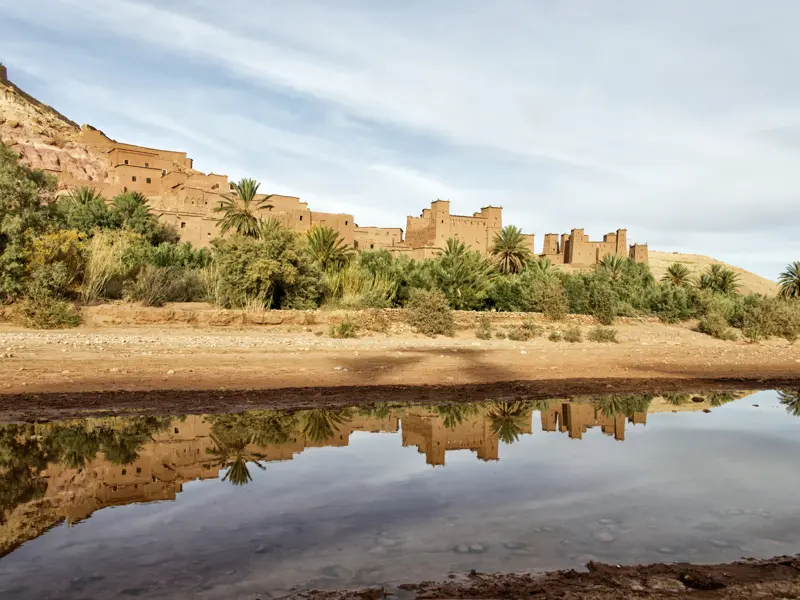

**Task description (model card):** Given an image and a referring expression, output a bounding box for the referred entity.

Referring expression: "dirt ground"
[0,314,798,421]
[293,555,800,599]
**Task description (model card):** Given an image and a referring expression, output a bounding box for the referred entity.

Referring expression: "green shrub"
[588,326,619,343]
[548,330,563,342]
[768,298,800,342]
[329,318,360,339]
[588,278,616,325]
[123,265,204,307]
[475,315,492,339]
[210,228,323,309]
[494,330,507,339]
[542,280,569,321]
[12,295,81,329]
[651,283,695,323]
[406,288,455,337]
[697,310,737,341]
[563,325,582,343]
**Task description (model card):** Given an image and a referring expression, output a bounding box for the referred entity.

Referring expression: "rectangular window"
[180,222,186,229]
[345,220,348,225]
[146,177,151,184]
[162,169,166,175]
[299,215,303,221]
[132,176,137,182]
[144,162,149,168]
[124,159,128,165]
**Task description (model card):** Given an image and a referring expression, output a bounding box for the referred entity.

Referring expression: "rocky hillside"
[0,70,108,187]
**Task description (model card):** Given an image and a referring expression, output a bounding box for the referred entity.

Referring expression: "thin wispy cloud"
[1,0,798,277]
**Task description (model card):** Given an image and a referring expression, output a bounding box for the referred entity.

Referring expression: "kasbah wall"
[1,64,647,264]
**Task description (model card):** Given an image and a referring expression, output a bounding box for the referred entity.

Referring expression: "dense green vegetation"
[1,143,799,341]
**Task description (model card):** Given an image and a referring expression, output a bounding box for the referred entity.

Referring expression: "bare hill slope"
[649,251,778,296]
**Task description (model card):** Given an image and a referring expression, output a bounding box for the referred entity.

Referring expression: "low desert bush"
[475,315,492,340]
[12,295,81,329]
[507,326,533,341]
[521,320,543,337]
[123,265,204,307]
[329,318,360,339]
[406,288,454,337]
[697,310,738,341]
[548,330,563,342]
[588,326,619,343]
[495,330,507,339]
[563,325,583,343]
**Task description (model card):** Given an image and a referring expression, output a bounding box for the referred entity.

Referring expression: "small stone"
[109,367,119,373]
[377,537,396,547]
[166,369,175,375]
[61,370,70,375]
[254,544,267,554]
[519,350,527,355]
[455,544,470,554]
[541,526,554,532]
[703,409,712,413]
[504,542,524,549]
[334,366,345,371]
[469,544,484,553]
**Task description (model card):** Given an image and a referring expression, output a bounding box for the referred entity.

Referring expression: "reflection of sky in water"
[2,391,800,599]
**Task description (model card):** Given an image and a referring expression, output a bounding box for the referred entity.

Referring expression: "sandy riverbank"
[0,308,798,421]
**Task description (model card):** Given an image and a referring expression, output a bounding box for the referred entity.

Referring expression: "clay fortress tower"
[0,64,647,264]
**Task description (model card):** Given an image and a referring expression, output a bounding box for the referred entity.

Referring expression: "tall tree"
[214,178,274,237]
[306,225,352,270]
[662,262,691,286]
[597,254,626,281]
[490,225,533,274]
[110,191,158,237]
[778,261,800,299]
[697,264,741,295]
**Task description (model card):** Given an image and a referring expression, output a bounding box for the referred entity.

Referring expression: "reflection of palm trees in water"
[434,404,478,430]
[778,389,800,417]
[299,409,352,445]
[51,428,101,470]
[208,434,266,486]
[487,401,531,444]
[664,393,691,406]
[598,394,653,417]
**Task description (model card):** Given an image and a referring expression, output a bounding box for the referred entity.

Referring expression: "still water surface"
[1,389,799,599]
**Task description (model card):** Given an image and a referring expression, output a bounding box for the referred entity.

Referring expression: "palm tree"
[255,217,285,241]
[306,226,353,270]
[662,263,692,286]
[486,401,531,444]
[214,178,274,237]
[777,389,800,417]
[491,226,533,275]
[529,257,557,279]
[778,262,800,299]
[697,264,741,295]
[59,186,115,232]
[434,238,497,310]
[52,428,100,470]
[299,409,352,444]
[597,254,626,281]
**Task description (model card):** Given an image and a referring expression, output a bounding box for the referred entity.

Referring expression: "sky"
[1,0,798,279]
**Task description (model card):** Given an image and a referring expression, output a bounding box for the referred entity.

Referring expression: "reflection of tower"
[539,403,643,441]
[400,408,500,466]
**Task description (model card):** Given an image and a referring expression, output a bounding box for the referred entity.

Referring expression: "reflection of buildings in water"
[540,403,647,441]
[401,407,530,466]
[1,397,702,555]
